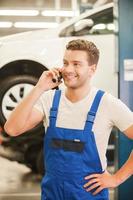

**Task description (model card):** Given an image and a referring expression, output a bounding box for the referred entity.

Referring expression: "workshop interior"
[0,0,133,200]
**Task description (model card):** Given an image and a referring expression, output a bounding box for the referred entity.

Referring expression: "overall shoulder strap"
[50,89,61,119]
[84,90,104,131]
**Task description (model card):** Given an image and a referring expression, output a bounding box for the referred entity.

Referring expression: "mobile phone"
[52,72,62,83]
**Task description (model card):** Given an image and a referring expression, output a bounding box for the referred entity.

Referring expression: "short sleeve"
[107,94,133,131]
[34,96,45,116]
[33,89,56,128]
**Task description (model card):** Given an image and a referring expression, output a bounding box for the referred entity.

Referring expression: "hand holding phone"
[52,72,62,83]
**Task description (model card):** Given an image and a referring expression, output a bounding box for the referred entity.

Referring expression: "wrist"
[112,174,120,187]
[34,84,48,93]
[33,84,47,96]
[113,172,127,187]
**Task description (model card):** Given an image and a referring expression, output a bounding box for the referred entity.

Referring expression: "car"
[0,3,116,174]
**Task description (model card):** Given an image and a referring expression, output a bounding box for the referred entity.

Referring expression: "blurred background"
[0,0,132,200]
[0,0,112,37]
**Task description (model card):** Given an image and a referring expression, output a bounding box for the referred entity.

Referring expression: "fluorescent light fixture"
[14,22,59,29]
[41,10,79,17]
[0,21,13,28]
[0,9,39,16]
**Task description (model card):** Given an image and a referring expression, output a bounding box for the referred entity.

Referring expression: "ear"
[89,64,96,74]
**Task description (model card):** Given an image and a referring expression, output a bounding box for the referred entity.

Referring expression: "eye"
[63,62,68,66]
[73,63,80,67]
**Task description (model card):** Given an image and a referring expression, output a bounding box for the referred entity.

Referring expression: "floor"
[0,156,115,200]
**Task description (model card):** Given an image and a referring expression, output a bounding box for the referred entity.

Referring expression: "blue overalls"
[41,90,109,200]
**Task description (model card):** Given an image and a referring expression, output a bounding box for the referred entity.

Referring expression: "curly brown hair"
[66,39,99,66]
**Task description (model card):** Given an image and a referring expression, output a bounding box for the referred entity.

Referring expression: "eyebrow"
[63,59,83,64]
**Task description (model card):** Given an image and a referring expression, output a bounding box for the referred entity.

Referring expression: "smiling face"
[62,50,96,90]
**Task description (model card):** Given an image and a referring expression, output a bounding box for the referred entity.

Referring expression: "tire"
[36,148,44,175]
[0,75,38,126]
[24,145,44,174]
[24,144,39,173]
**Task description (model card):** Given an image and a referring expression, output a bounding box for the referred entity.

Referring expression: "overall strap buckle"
[50,109,57,118]
[84,90,104,131]
[86,111,96,123]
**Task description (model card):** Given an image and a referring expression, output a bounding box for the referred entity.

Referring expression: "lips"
[64,74,78,80]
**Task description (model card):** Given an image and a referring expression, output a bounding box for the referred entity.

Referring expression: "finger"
[85,174,100,180]
[86,182,101,192]
[53,67,62,74]
[92,186,104,195]
[50,79,62,89]
[46,70,56,78]
[84,178,99,188]
[51,69,58,77]
[47,70,58,83]
[52,68,60,76]
[60,67,64,72]
[53,68,63,80]
[51,68,62,82]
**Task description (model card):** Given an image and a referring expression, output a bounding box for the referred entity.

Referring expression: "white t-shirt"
[34,87,133,170]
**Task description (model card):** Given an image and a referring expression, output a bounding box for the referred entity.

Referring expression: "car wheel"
[0,75,38,126]
[24,144,44,174]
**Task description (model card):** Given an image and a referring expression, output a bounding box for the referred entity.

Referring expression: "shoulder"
[90,87,118,106]
[39,89,56,108]
[102,92,118,104]
[40,89,65,106]
[102,91,128,110]
[94,88,130,115]
[100,90,133,130]
[41,89,56,100]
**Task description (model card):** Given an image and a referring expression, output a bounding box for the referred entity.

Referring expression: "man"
[4,39,133,200]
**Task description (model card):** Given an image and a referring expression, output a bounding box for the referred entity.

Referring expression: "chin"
[65,83,78,89]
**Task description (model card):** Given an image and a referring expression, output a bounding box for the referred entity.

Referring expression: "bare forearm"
[84,151,133,195]
[4,69,62,136]
[4,85,45,135]
[114,151,133,186]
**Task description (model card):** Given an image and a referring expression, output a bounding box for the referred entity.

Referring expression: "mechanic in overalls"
[5,39,133,200]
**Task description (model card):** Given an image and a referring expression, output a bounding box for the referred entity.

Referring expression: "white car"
[0,2,116,126]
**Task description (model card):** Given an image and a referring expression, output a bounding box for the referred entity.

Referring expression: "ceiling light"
[41,10,79,17]
[0,10,39,16]
[14,22,59,29]
[0,21,13,28]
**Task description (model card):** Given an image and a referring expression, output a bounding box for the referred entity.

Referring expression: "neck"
[65,83,91,103]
